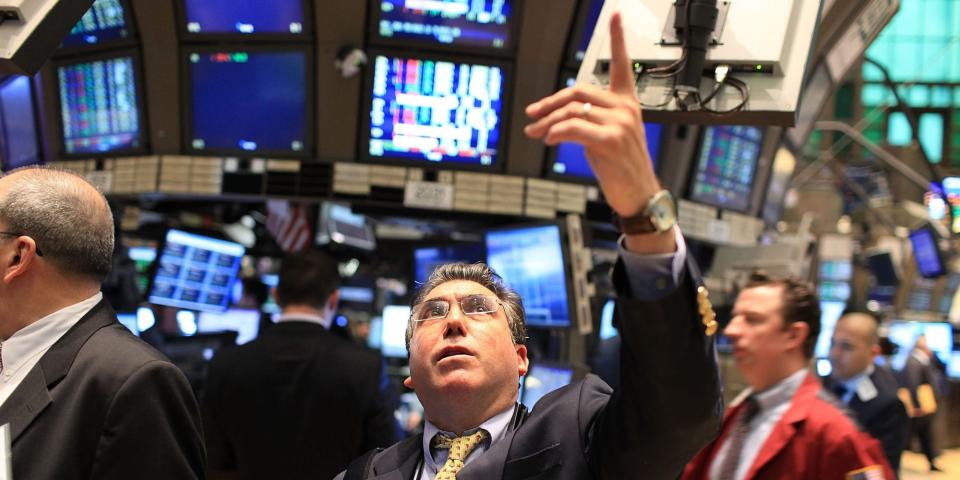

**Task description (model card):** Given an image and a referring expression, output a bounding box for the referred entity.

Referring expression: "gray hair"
[0,167,114,280]
[406,262,527,353]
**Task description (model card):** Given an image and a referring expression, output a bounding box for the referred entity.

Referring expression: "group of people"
[0,12,948,480]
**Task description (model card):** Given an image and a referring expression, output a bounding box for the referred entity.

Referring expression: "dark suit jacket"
[338,258,723,480]
[203,320,398,480]
[824,368,909,473]
[0,299,205,480]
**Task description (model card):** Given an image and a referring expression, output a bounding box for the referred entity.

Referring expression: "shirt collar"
[1,292,103,375]
[422,403,516,472]
[841,364,875,393]
[276,312,331,329]
[750,368,808,412]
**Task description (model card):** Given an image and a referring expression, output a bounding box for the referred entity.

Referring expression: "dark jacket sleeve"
[362,358,401,451]
[875,396,909,472]
[588,257,723,480]
[202,354,236,472]
[90,360,206,480]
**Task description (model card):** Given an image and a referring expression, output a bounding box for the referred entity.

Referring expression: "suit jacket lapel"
[370,434,422,480]
[459,425,515,480]
[0,300,115,443]
[744,374,818,479]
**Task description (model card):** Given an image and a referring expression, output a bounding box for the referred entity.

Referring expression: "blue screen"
[62,0,130,47]
[887,322,953,370]
[57,56,142,155]
[551,122,662,179]
[375,0,513,49]
[188,49,308,155]
[574,0,605,62]
[197,308,261,344]
[689,126,763,212]
[598,299,617,340]
[0,77,41,170]
[910,228,944,278]
[368,54,504,167]
[486,225,570,327]
[522,364,573,410]
[413,243,484,285]
[182,0,305,35]
[149,230,246,313]
[116,313,139,336]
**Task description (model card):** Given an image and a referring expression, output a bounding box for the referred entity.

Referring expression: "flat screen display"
[887,321,953,371]
[521,363,573,410]
[148,230,245,312]
[62,0,131,47]
[814,300,845,358]
[260,274,280,314]
[688,125,764,212]
[316,203,376,251]
[819,260,852,281]
[57,54,142,155]
[942,177,960,234]
[572,0,605,63]
[116,312,139,336]
[486,224,570,328]
[598,299,617,340]
[373,0,514,50]
[366,53,506,168]
[187,48,309,156]
[762,147,796,226]
[866,251,899,286]
[381,305,411,358]
[0,76,41,170]
[197,308,261,345]
[948,351,960,380]
[413,243,484,285]
[181,0,306,35]
[550,122,663,180]
[909,227,945,278]
[128,245,156,294]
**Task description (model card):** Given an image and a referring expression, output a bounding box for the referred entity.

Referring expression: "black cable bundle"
[674,0,719,94]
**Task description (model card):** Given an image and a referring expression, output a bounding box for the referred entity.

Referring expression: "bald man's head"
[829,312,881,380]
[0,167,114,280]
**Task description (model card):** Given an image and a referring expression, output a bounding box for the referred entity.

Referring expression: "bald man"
[825,311,908,475]
[0,168,204,480]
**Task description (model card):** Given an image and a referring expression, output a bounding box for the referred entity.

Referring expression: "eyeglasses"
[411,294,504,323]
[0,232,43,256]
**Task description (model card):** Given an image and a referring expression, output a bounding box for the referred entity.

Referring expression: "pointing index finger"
[607,12,635,97]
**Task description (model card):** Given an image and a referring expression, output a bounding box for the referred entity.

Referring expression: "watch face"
[650,193,676,231]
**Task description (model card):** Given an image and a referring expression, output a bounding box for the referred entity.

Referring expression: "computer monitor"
[362,51,509,170]
[369,0,517,52]
[197,308,261,345]
[55,51,145,156]
[887,321,953,371]
[814,301,846,358]
[948,351,960,380]
[381,305,410,359]
[148,229,246,313]
[179,0,308,38]
[260,274,280,314]
[909,226,946,279]
[184,46,312,157]
[486,224,572,328]
[687,126,764,213]
[761,146,797,226]
[128,245,156,294]
[60,0,135,50]
[0,76,42,171]
[116,312,139,336]
[567,0,605,65]
[942,177,960,234]
[367,316,383,350]
[316,203,377,252]
[521,363,574,410]
[598,299,617,340]
[905,284,934,312]
[413,243,485,285]
[866,251,899,286]
[819,259,853,281]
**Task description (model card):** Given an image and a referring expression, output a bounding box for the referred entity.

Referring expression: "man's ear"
[2,237,37,285]
[516,344,529,377]
[786,321,810,353]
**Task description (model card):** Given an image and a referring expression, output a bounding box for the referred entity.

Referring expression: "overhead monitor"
[128,245,156,294]
[197,308,261,345]
[598,298,617,340]
[367,317,383,350]
[381,305,410,359]
[60,0,134,50]
[887,321,953,371]
[909,226,945,279]
[486,224,572,328]
[866,251,899,286]
[413,243,485,286]
[948,351,960,380]
[905,283,934,312]
[761,146,797,226]
[941,177,960,234]
[521,363,574,410]
[938,273,960,314]
[55,51,145,156]
[370,0,516,52]
[567,0,605,65]
[316,203,376,252]
[362,52,509,170]
[148,230,246,313]
[687,125,764,212]
[179,0,308,37]
[184,47,312,157]
[260,273,280,314]
[549,121,663,181]
[814,300,846,358]
[0,76,42,171]
[819,260,852,281]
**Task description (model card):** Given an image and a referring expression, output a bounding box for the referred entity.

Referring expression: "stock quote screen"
[182,0,305,35]
[62,0,130,47]
[57,56,141,155]
[375,0,513,49]
[689,125,763,212]
[367,54,504,167]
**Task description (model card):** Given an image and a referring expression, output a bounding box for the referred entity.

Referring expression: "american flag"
[266,200,312,253]
[846,466,886,480]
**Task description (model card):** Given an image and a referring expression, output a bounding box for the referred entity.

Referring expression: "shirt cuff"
[617,226,688,302]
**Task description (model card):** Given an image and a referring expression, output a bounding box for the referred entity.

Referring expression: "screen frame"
[180,43,316,158]
[685,125,767,214]
[0,75,44,171]
[484,220,577,329]
[365,0,522,57]
[52,0,139,58]
[174,0,313,42]
[359,48,513,172]
[52,48,149,159]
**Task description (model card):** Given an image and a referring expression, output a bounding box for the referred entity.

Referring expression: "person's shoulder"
[74,324,187,389]
[807,387,870,438]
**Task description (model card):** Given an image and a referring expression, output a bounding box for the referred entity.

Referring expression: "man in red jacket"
[682,273,894,479]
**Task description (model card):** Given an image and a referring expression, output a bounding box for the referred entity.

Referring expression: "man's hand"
[524,12,675,254]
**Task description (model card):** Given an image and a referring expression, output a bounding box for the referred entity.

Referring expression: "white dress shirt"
[835,364,877,404]
[418,404,515,480]
[0,292,103,408]
[276,312,332,329]
[709,368,808,480]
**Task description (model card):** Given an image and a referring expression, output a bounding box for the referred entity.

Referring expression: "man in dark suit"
[899,335,946,472]
[337,12,723,480]
[0,168,204,480]
[203,249,398,480]
[825,311,909,475]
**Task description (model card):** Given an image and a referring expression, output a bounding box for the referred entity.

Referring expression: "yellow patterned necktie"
[431,430,489,480]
